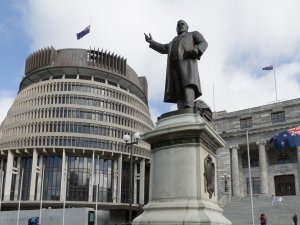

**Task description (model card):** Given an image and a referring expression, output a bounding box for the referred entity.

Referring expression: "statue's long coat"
[149,31,208,103]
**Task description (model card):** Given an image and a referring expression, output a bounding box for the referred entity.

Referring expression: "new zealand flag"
[76,25,90,40]
[262,65,273,70]
[270,126,300,150]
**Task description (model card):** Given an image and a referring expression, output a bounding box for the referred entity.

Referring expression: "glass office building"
[0,47,154,221]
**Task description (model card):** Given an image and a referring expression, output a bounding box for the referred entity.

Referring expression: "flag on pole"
[262,65,273,70]
[270,126,300,150]
[76,25,90,40]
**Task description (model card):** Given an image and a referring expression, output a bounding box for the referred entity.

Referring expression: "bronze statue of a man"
[145,20,208,109]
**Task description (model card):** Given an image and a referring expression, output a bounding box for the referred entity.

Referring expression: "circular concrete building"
[0,47,154,222]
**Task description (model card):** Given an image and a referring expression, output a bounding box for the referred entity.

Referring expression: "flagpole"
[17,168,24,225]
[273,62,278,102]
[246,130,255,225]
[39,165,45,225]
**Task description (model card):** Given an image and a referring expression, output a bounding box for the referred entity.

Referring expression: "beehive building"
[0,47,154,222]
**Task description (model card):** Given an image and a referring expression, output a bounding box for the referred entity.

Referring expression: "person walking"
[271,194,276,207]
[293,213,298,225]
[259,213,267,225]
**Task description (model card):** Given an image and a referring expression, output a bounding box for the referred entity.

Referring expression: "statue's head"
[176,20,188,35]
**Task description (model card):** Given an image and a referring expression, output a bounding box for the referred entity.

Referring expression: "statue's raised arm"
[144,20,208,110]
[144,33,153,43]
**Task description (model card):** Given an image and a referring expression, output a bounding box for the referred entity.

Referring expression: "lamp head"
[133,132,140,140]
[123,134,131,143]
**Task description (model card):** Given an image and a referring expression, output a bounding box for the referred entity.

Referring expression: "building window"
[79,75,91,80]
[93,158,113,202]
[277,152,290,164]
[52,75,62,79]
[20,157,32,200]
[271,111,286,124]
[121,162,132,203]
[250,158,259,167]
[246,177,260,194]
[65,74,77,79]
[10,174,17,200]
[240,117,252,129]
[94,77,105,83]
[67,156,91,201]
[242,156,259,168]
[43,156,62,200]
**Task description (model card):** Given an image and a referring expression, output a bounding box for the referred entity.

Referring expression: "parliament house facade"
[0,47,154,222]
[214,98,300,198]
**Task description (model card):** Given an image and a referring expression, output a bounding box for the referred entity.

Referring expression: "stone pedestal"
[218,192,232,207]
[133,110,231,225]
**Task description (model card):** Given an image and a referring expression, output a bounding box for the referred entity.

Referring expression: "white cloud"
[12,0,300,120]
[0,91,15,125]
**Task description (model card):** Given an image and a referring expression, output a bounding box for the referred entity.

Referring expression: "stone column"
[4,150,14,201]
[112,159,118,203]
[257,140,269,195]
[117,154,122,203]
[297,147,300,195]
[88,151,95,202]
[238,151,245,197]
[36,155,43,201]
[134,163,137,204]
[0,158,4,202]
[29,149,38,200]
[14,157,21,201]
[231,145,240,197]
[139,159,145,205]
[0,158,4,170]
[60,149,66,201]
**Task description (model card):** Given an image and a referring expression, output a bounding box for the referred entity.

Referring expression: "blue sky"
[1,0,300,124]
[0,1,30,122]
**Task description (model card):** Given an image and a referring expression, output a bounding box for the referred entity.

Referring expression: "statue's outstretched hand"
[144,33,152,43]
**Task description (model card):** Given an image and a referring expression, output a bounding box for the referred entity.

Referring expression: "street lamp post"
[123,132,140,225]
[221,173,230,192]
